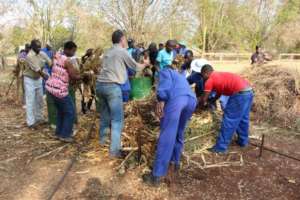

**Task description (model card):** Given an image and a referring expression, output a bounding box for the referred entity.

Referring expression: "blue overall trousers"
[152,67,197,177]
[213,90,254,152]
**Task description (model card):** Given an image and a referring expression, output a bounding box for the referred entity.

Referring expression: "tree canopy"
[0,0,299,55]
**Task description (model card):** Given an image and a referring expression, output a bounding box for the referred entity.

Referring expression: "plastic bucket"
[130,77,152,100]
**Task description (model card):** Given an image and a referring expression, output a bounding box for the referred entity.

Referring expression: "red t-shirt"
[204,72,249,96]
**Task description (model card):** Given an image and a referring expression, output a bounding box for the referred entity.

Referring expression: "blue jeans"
[96,82,124,156]
[213,91,254,152]
[50,93,75,138]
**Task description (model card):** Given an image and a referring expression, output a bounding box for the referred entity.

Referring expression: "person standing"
[24,39,52,129]
[96,30,149,158]
[200,65,254,153]
[178,41,188,56]
[251,45,271,65]
[14,44,31,104]
[155,40,175,72]
[158,43,164,52]
[147,42,159,82]
[143,65,197,186]
[46,41,81,142]
[120,38,139,102]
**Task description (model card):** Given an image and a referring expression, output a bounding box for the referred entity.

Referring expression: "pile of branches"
[243,64,300,130]
[121,95,220,170]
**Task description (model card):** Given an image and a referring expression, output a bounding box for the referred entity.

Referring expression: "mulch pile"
[119,95,220,171]
[243,64,300,130]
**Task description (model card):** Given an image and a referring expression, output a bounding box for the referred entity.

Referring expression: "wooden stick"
[35,144,69,160]
[5,76,16,96]
[117,150,135,170]
[184,132,214,143]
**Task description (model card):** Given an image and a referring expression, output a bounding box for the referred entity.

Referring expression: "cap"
[190,59,210,73]
[179,41,186,46]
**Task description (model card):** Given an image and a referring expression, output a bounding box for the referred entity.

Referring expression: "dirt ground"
[0,65,300,200]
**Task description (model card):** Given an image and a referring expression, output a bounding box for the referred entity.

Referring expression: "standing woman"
[46,41,81,142]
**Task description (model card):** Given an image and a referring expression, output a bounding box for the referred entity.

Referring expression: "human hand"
[155,101,165,118]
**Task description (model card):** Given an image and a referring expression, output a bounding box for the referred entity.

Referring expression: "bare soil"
[0,69,300,200]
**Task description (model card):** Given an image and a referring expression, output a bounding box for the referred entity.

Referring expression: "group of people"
[16,29,254,187]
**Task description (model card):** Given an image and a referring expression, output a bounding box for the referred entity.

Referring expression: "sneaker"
[58,137,74,143]
[73,127,78,137]
[28,124,38,130]
[142,173,160,187]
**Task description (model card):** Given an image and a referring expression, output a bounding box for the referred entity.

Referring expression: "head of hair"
[112,30,124,44]
[184,50,193,58]
[64,41,77,50]
[166,40,177,47]
[148,42,157,51]
[25,43,30,49]
[30,39,41,48]
[201,64,214,74]
[256,45,260,50]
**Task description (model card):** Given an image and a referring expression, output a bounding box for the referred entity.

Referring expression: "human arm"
[155,101,165,119]
[157,69,172,102]
[64,60,81,81]
[123,51,149,72]
[199,78,215,108]
[40,51,53,67]
[155,68,170,118]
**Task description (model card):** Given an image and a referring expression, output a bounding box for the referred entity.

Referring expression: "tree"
[99,0,190,43]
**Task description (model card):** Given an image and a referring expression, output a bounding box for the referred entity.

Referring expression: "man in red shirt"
[200,65,254,153]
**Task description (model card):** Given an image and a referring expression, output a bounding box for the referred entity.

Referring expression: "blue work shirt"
[179,47,187,56]
[42,48,54,74]
[156,49,174,70]
[187,71,204,94]
[186,71,229,109]
[157,67,196,102]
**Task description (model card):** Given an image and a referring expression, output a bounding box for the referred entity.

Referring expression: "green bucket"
[130,77,152,100]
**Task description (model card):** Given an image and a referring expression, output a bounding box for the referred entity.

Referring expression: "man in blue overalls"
[143,65,197,186]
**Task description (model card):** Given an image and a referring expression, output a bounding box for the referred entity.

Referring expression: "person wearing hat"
[178,41,187,56]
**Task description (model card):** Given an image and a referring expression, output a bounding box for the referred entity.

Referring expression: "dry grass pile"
[243,64,300,130]
[120,95,220,170]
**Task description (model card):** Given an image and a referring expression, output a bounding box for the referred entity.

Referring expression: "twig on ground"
[35,144,69,160]
[184,132,213,143]
[116,150,135,170]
